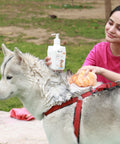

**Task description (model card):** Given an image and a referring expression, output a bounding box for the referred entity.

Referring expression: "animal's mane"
[23,53,52,78]
[22,53,73,106]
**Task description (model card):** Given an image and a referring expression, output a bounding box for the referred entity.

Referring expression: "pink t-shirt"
[83,41,120,83]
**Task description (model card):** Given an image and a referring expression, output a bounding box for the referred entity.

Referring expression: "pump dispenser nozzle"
[51,33,60,46]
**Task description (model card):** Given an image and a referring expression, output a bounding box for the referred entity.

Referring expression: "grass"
[0,97,23,111]
[0,0,105,111]
[47,4,93,9]
[66,42,97,72]
[30,18,105,39]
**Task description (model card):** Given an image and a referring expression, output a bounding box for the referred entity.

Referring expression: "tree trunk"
[72,0,74,6]
[104,0,111,21]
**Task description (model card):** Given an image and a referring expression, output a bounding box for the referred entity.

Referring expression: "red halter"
[44,82,119,143]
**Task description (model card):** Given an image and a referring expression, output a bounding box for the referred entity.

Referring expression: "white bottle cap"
[51,33,60,46]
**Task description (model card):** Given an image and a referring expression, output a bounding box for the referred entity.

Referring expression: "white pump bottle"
[47,33,66,71]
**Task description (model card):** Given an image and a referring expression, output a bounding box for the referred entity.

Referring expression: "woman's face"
[105,11,120,43]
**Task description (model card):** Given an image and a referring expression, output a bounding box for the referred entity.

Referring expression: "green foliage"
[29,18,104,39]
[65,42,96,73]
[47,4,93,9]
[0,97,23,112]
[0,16,105,39]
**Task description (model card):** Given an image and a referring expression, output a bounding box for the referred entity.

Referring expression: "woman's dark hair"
[110,5,120,17]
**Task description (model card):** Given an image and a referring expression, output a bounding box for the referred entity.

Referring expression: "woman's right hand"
[45,56,52,66]
[45,56,63,72]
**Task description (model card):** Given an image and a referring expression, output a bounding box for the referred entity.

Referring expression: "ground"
[0,111,48,144]
[0,0,119,45]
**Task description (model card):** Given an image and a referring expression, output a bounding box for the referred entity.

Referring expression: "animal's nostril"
[6,76,13,80]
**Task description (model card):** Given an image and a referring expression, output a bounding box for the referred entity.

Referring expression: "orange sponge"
[69,70,97,87]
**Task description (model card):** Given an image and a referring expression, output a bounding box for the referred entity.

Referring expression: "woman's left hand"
[77,65,104,76]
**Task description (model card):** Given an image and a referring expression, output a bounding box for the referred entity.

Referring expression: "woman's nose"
[109,25,116,33]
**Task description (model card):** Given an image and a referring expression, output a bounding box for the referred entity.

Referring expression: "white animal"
[0,44,120,144]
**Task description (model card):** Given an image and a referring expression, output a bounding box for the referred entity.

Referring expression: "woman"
[46,5,120,83]
[77,5,120,83]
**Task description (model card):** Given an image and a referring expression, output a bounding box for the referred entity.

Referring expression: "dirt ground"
[0,111,48,144]
[0,0,120,45]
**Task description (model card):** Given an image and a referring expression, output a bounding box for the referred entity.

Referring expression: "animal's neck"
[43,73,73,107]
[32,61,73,106]
[18,59,73,119]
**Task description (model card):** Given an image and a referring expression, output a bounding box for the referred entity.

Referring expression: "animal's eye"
[6,76,13,80]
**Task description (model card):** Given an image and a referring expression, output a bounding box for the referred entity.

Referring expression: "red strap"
[73,82,117,142]
[81,91,92,98]
[95,82,117,91]
[44,82,118,116]
[73,100,82,143]
[81,82,118,98]
[44,97,78,116]
[44,97,82,142]
[44,82,118,142]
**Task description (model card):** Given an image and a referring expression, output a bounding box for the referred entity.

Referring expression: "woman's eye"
[108,19,113,26]
[117,26,120,31]
[108,21,113,25]
[6,76,13,80]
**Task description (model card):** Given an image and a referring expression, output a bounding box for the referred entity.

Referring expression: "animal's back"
[80,87,120,144]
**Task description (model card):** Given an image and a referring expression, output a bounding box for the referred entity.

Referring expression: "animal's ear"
[14,47,25,65]
[1,43,13,56]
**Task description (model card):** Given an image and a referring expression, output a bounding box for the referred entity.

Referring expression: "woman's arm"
[77,65,120,82]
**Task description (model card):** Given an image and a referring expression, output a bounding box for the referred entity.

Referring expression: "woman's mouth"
[107,32,115,39]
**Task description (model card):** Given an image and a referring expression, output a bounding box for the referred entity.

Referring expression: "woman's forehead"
[110,11,120,24]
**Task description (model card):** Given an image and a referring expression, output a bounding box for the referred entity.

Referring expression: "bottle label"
[55,50,66,70]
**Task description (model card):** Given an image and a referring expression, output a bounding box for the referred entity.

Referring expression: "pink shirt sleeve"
[82,42,120,83]
[82,45,96,66]
[81,42,119,83]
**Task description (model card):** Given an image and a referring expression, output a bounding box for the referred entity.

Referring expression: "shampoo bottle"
[47,33,66,71]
